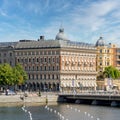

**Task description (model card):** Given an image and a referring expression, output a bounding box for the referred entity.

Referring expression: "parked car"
[6,89,16,95]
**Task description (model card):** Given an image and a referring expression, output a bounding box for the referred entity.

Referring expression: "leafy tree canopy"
[103,66,120,79]
[0,63,28,86]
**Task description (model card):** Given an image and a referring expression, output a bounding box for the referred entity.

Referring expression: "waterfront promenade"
[1,91,120,106]
[0,92,58,106]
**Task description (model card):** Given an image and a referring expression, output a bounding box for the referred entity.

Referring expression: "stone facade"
[0,28,97,92]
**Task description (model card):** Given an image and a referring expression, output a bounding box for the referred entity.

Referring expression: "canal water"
[0,103,120,120]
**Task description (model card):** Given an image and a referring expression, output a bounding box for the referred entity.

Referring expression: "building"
[115,48,120,70]
[96,37,116,73]
[0,28,97,92]
[0,42,17,66]
[95,37,119,90]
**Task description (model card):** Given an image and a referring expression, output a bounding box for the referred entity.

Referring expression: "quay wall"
[0,94,59,106]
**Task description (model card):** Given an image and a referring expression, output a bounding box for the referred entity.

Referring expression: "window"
[44,75,46,79]
[49,66,50,70]
[4,53,6,57]
[100,49,102,53]
[37,58,39,62]
[40,75,42,79]
[49,58,51,63]
[33,58,35,62]
[32,75,34,79]
[10,61,12,66]
[37,66,39,71]
[53,58,55,62]
[40,58,43,62]
[29,52,31,55]
[25,66,27,70]
[44,58,47,62]
[33,66,35,71]
[29,74,30,79]
[40,66,42,71]
[36,74,38,79]
[32,52,34,55]
[48,51,51,55]
[10,53,12,57]
[48,74,50,79]
[44,66,46,70]
[52,75,54,79]
[56,75,58,79]
[18,59,20,62]
[29,58,31,62]
[36,51,39,55]
[53,66,54,71]
[25,58,28,62]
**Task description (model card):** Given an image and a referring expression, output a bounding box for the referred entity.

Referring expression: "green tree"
[103,66,120,79]
[0,63,28,86]
[13,63,28,85]
[0,63,15,85]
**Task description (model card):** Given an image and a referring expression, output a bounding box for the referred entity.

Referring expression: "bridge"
[58,91,120,107]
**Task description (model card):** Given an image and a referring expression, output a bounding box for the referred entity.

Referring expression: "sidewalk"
[0,92,59,106]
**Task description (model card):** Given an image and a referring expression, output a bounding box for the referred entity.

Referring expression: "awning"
[66,83,69,87]
[61,83,66,87]
[76,83,79,87]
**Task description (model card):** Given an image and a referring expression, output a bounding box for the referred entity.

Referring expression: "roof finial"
[100,33,103,39]
[59,21,64,33]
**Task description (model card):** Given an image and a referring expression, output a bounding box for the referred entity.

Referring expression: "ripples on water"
[0,103,120,120]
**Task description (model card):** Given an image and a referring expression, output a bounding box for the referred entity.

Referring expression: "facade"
[0,42,17,66]
[0,28,97,92]
[96,37,116,73]
[115,48,120,70]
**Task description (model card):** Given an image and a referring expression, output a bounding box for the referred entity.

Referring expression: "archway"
[40,82,44,91]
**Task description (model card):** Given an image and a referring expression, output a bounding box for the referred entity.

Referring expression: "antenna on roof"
[59,21,64,33]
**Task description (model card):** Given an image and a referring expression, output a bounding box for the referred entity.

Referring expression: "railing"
[59,90,120,96]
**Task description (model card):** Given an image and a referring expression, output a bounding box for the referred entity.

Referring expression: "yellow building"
[96,37,116,73]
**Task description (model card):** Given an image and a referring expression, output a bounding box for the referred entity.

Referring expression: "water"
[0,103,120,120]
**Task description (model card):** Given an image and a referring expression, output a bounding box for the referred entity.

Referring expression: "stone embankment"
[0,92,59,106]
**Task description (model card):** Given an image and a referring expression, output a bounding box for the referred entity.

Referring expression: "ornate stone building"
[115,48,120,70]
[0,28,97,92]
[96,37,116,73]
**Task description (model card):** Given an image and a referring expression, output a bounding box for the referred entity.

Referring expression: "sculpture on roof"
[95,36,105,47]
[55,27,68,41]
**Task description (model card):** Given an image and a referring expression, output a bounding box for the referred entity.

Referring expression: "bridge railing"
[59,90,120,96]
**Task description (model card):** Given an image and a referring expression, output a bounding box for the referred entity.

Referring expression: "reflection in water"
[0,103,120,120]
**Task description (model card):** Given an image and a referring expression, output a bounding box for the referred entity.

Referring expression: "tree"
[0,63,28,86]
[0,63,15,86]
[103,66,120,79]
[13,63,28,85]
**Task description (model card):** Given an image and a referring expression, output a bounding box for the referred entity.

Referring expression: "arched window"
[48,74,50,79]
[40,75,42,79]
[52,75,54,79]
[44,75,46,79]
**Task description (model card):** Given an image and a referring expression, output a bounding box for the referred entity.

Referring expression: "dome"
[55,28,68,41]
[96,37,105,46]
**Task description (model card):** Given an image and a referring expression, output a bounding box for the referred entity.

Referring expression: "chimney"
[40,36,44,41]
